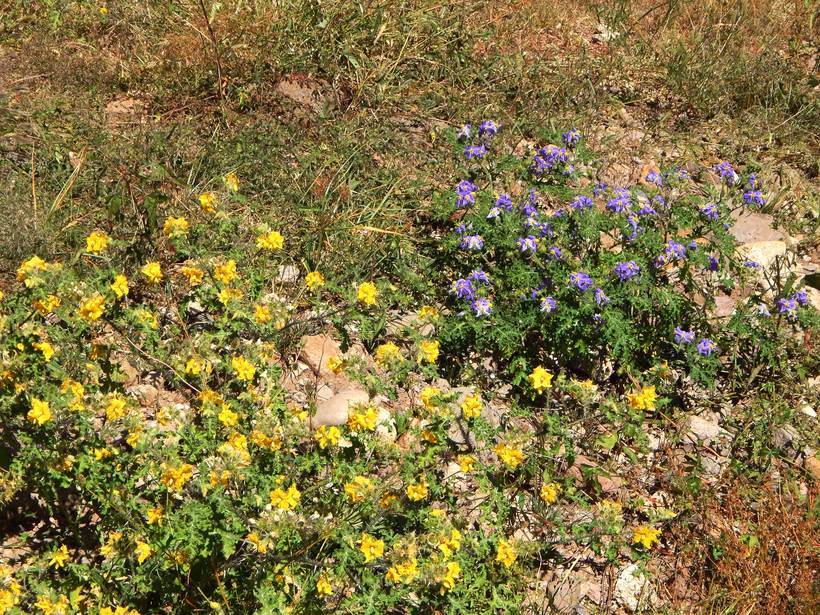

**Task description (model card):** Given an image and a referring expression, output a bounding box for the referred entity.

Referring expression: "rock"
[804,456,820,481]
[545,568,600,612]
[596,474,623,495]
[684,415,724,445]
[374,406,396,442]
[312,389,368,428]
[300,334,342,377]
[800,405,816,419]
[737,241,788,273]
[802,286,820,310]
[701,454,730,478]
[614,563,651,612]
[447,420,477,448]
[730,210,785,243]
[276,265,300,284]
[127,383,158,406]
[772,424,798,450]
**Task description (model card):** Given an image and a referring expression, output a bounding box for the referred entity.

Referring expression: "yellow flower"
[528,366,553,394]
[627,385,658,411]
[49,544,70,568]
[135,540,153,564]
[495,538,517,568]
[417,339,440,364]
[374,341,402,367]
[632,525,661,549]
[347,405,378,431]
[126,427,142,447]
[305,271,325,291]
[217,287,242,305]
[218,405,239,427]
[246,531,267,554]
[269,484,301,511]
[356,281,378,306]
[224,171,240,192]
[358,533,384,563]
[85,231,111,254]
[163,216,189,238]
[105,395,128,421]
[100,532,122,558]
[111,274,129,299]
[494,443,524,469]
[419,386,441,412]
[326,356,344,374]
[460,392,482,419]
[161,463,195,492]
[436,529,462,557]
[199,192,217,213]
[231,355,256,382]
[93,447,113,461]
[16,255,48,287]
[437,561,461,594]
[457,454,476,473]
[540,482,561,504]
[315,425,341,449]
[418,305,439,321]
[344,476,374,502]
[33,294,61,315]
[28,398,52,425]
[141,261,163,284]
[33,341,55,361]
[316,575,332,596]
[146,506,164,525]
[77,293,105,322]
[252,304,271,324]
[214,259,238,284]
[406,480,428,501]
[386,558,418,584]
[256,231,284,252]
[180,265,204,286]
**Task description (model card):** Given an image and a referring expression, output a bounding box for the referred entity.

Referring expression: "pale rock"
[300,334,342,376]
[737,241,788,273]
[276,265,300,284]
[804,456,820,481]
[772,424,798,449]
[730,210,785,243]
[374,406,396,442]
[701,454,730,478]
[684,415,725,445]
[312,389,368,428]
[447,420,477,447]
[614,563,651,612]
[800,405,816,419]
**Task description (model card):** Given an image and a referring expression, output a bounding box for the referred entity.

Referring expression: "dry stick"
[31,149,38,230]
[196,0,226,108]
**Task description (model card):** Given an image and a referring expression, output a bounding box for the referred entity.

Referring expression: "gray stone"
[447,420,477,448]
[614,563,651,612]
[730,210,785,243]
[312,389,369,428]
[276,265,300,284]
[684,415,724,445]
[772,425,798,450]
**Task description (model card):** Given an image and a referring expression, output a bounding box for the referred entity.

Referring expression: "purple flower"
[606,188,631,213]
[652,194,666,208]
[456,180,477,208]
[539,296,557,313]
[571,195,593,211]
[460,234,484,250]
[562,128,582,147]
[517,235,538,253]
[569,272,593,292]
[688,240,698,251]
[793,289,808,306]
[537,222,554,238]
[674,327,695,344]
[757,303,771,317]
[664,241,687,261]
[714,161,738,185]
[614,260,641,281]
[776,297,797,318]
[743,259,761,269]
[487,207,501,219]
[747,173,760,189]
[626,213,639,240]
[522,202,539,219]
[454,223,469,235]
[645,169,663,187]
[471,297,492,317]
[451,279,475,300]
[456,124,472,141]
[594,288,609,306]
[697,338,717,356]
[706,255,719,272]
[496,193,513,210]
[478,120,498,137]
[593,182,608,196]
[742,190,765,207]
[464,144,487,160]
[532,144,569,176]
[638,204,657,216]
[468,269,490,285]
[700,202,719,221]
[547,246,563,260]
